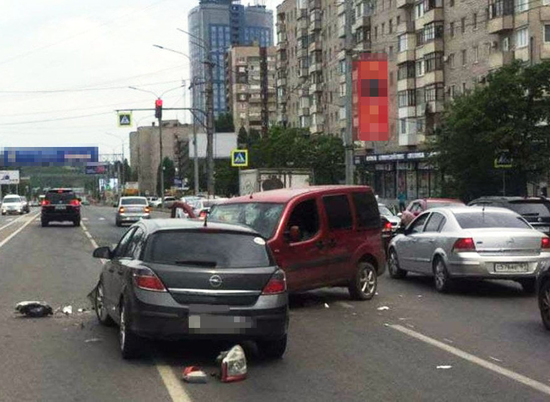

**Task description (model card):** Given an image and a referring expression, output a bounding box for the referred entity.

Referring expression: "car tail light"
[119,207,125,213]
[132,267,166,292]
[144,206,150,213]
[452,237,476,253]
[69,199,80,206]
[41,200,51,206]
[383,221,392,232]
[262,270,286,295]
[199,211,208,219]
[542,237,550,250]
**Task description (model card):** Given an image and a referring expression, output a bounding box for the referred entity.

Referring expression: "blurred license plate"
[535,226,550,233]
[495,263,528,272]
[55,205,66,210]
[188,314,251,331]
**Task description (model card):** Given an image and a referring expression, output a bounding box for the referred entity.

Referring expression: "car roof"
[121,196,146,199]
[137,218,260,236]
[419,198,463,203]
[223,185,373,204]
[470,196,548,203]
[428,206,518,215]
[3,195,20,198]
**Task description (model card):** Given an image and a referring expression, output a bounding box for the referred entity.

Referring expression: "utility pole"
[155,99,165,202]
[205,52,216,197]
[191,80,200,195]
[344,0,355,185]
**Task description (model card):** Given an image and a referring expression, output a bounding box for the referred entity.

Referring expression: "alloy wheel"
[120,305,126,352]
[96,284,107,320]
[359,266,376,296]
[542,286,550,323]
[435,261,446,290]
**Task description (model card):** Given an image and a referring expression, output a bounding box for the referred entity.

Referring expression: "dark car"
[41,189,81,227]
[468,197,550,236]
[92,219,289,359]
[538,263,550,330]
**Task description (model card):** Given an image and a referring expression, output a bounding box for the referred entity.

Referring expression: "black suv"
[41,189,81,227]
[468,197,550,236]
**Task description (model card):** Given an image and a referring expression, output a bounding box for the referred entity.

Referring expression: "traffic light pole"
[205,56,215,197]
[158,115,164,202]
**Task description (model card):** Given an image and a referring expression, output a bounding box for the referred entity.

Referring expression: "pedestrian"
[397,191,407,212]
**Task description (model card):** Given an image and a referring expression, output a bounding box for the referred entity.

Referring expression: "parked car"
[162,196,177,209]
[208,186,385,300]
[41,189,81,226]
[537,262,550,330]
[116,196,150,227]
[92,219,289,359]
[147,197,162,208]
[1,195,24,215]
[388,206,550,293]
[468,197,550,236]
[400,198,465,227]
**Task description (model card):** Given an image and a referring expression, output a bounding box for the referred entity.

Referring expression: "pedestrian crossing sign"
[231,149,248,167]
[118,112,132,127]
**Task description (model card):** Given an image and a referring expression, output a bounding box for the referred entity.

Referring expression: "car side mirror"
[397,212,402,218]
[289,226,301,243]
[93,246,112,260]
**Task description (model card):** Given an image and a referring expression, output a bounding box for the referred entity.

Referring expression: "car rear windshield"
[208,203,284,239]
[46,191,75,204]
[145,231,272,268]
[506,201,550,218]
[121,198,147,206]
[454,212,531,229]
[3,197,21,203]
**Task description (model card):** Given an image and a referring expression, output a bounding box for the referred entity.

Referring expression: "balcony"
[399,133,420,146]
[397,49,416,64]
[309,40,322,53]
[487,15,514,34]
[354,41,371,53]
[298,67,309,78]
[309,0,321,10]
[489,50,514,68]
[416,8,444,27]
[422,38,444,54]
[397,20,415,34]
[310,82,324,93]
[397,78,416,92]
[426,100,445,114]
[310,124,324,135]
[297,47,308,59]
[299,18,309,31]
[397,0,414,8]
[398,106,416,118]
[310,103,322,114]
[309,62,323,75]
[297,8,308,20]
[418,70,444,87]
[353,16,371,31]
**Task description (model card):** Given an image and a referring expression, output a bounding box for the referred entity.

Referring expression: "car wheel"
[41,220,48,227]
[538,279,550,330]
[258,334,287,359]
[94,281,115,327]
[388,249,407,279]
[348,262,377,301]
[73,219,81,227]
[519,278,536,295]
[434,258,453,293]
[119,299,141,359]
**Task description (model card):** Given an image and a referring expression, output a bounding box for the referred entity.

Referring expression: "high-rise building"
[226,45,277,135]
[188,0,274,118]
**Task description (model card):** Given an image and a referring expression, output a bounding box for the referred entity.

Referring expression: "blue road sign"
[231,149,248,167]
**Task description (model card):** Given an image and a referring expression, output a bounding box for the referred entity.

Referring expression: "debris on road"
[62,306,73,315]
[217,345,247,383]
[324,303,330,309]
[443,338,454,344]
[417,295,423,298]
[377,306,390,311]
[84,338,102,343]
[489,356,503,362]
[182,366,208,383]
[15,301,53,318]
[436,365,452,370]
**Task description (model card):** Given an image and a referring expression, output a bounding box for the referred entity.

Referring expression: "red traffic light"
[155,99,163,107]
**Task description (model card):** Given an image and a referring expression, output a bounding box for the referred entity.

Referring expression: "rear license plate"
[55,205,66,210]
[188,314,251,332]
[535,226,550,233]
[495,263,529,272]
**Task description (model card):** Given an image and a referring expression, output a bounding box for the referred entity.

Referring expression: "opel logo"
[209,275,222,288]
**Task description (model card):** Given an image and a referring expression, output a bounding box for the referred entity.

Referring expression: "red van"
[208,186,385,300]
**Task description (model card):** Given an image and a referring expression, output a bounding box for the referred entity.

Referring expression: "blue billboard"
[0,147,99,167]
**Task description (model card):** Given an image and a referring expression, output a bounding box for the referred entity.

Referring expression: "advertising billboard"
[0,147,99,167]
[353,54,389,142]
[0,170,20,185]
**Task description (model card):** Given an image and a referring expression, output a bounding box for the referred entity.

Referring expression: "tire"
[119,299,141,359]
[434,257,453,293]
[538,279,550,330]
[1,212,5,216]
[348,262,377,300]
[115,220,122,227]
[94,281,115,327]
[41,220,48,227]
[258,334,287,359]
[519,278,536,295]
[73,219,81,227]
[388,249,407,279]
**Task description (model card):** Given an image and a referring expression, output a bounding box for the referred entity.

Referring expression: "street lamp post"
[104,132,126,196]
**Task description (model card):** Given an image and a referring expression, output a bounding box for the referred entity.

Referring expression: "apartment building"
[226,45,278,135]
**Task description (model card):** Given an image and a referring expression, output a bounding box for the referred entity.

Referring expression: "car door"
[276,197,329,291]
[413,212,447,274]
[104,227,137,309]
[112,227,145,301]
[398,212,431,271]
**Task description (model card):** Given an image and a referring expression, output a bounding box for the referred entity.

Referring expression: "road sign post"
[494,150,512,196]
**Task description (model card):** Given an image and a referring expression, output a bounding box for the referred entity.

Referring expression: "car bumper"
[3,209,22,214]
[447,254,550,279]
[126,288,288,341]
[117,214,150,222]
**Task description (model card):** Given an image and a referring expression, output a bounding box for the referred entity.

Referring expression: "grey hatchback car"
[92,219,289,359]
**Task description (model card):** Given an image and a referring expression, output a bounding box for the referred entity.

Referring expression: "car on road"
[162,196,177,209]
[538,262,550,330]
[400,198,465,227]
[208,186,385,300]
[379,203,400,231]
[41,189,81,226]
[20,196,30,213]
[92,219,289,359]
[1,195,24,215]
[116,197,150,227]
[387,207,550,293]
[468,196,550,236]
[147,197,162,208]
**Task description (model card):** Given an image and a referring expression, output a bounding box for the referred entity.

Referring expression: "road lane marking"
[99,217,105,221]
[0,213,40,250]
[0,214,27,232]
[388,324,550,397]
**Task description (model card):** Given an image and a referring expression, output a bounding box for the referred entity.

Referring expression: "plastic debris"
[15,301,53,318]
[217,345,247,383]
[436,365,452,370]
[377,306,390,311]
[324,303,330,309]
[62,306,73,315]
[182,366,208,383]
[85,338,102,343]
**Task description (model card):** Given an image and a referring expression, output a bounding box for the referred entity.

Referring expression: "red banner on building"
[353,54,388,142]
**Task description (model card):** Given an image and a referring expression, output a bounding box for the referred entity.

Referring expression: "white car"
[147,197,162,208]
[1,195,24,215]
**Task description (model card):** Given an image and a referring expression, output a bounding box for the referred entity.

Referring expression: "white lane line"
[82,218,89,221]
[389,324,550,397]
[98,217,105,221]
[0,213,27,232]
[0,213,40,250]
[79,221,191,402]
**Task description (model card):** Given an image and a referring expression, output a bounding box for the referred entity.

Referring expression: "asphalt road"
[1,205,550,401]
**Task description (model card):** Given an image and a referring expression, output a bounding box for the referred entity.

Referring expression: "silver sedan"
[387,207,550,293]
[116,196,150,227]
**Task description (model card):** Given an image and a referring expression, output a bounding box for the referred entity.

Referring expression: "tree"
[157,157,176,196]
[430,61,550,201]
[215,112,235,132]
[122,159,132,184]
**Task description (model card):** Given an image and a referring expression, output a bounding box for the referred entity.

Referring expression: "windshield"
[3,197,21,204]
[209,202,284,239]
[454,212,531,229]
[145,231,272,268]
[507,201,550,217]
[121,198,147,206]
[379,206,394,217]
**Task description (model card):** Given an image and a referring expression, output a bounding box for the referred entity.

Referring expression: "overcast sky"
[0,0,280,161]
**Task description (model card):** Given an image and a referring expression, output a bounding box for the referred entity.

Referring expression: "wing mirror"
[93,246,112,260]
[397,212,402,218]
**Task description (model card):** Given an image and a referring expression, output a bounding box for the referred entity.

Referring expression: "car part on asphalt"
[62,305,73,315]
[182,366,208,383]
[15,301,53,318]
[218,345,247,383]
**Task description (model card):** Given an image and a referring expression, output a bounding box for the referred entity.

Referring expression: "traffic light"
[155,98,163,119]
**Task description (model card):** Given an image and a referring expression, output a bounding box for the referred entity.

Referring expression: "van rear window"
[352,192,380,228]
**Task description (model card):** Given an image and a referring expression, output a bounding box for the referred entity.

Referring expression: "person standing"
[398,191,407,212]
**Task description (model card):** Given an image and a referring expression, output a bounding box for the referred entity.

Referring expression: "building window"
[398,62,415,80]
[461,49,467,66]
[502,36,510,51]
[462,82,467,93]
[425,83,444,101]
[545,25,550,43]
[415,2,425,19]
[416,60,425,77]
[381,23,385,35]
[400,119,407,134]
[450,22,455,38]
[423,21,444,42]
[473,13,478,30]
[516,27,528,48]
[425,52,444,72]
[473,46,479,63]
[461,17,466,34]
[398,34,408,52]
[417,118,425,132]
[516,0,529,13]
[398,90,416,107]
[448,53,455,68]
[449,85,456,99]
